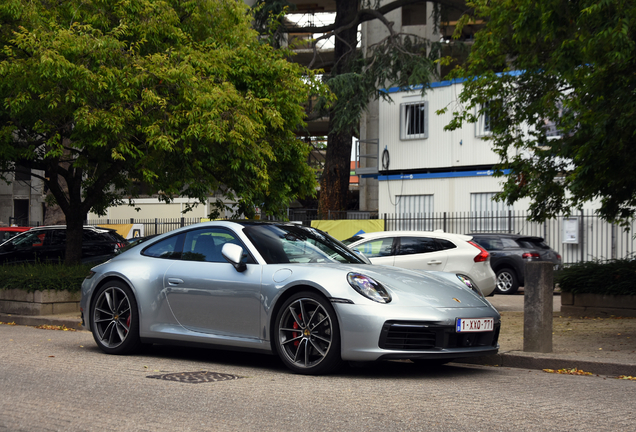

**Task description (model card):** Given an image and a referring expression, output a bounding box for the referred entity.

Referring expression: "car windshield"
[243,224,366,264]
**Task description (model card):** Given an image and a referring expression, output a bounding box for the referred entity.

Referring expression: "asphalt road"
[1,323,634,432]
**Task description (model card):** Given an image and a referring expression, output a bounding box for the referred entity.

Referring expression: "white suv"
[343,231,496,296]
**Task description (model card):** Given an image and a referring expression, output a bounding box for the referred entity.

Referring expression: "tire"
[274,291,343,375]
[90,281,143,355]
[495,268,519,294]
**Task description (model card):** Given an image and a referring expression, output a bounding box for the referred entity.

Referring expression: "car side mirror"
[222,243,247,272]
[352,248,372,264]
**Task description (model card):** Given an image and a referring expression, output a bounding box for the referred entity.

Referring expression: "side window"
[473,237,502,251]
[356,238,394,258]
[501,238,519,248]
[397,237,439,255]
[143,235,183,259]
[182,228,252,263]
[436,239,457,251]
[12,230,47,249]
[50,230,67,245]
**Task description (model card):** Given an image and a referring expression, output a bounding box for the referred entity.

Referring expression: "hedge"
[0,263,93,293]
[557,259,636,296]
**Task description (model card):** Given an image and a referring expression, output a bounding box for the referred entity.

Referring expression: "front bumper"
[336,303,500,361]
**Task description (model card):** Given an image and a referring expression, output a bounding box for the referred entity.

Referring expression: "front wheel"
[90,281,142,355]
[495,268,519,294]
[274,291,342,375]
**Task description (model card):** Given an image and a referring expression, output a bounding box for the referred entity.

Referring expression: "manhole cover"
[147,371,243,384]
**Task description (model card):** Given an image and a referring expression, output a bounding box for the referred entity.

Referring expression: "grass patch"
[557,259,636,296]
[0,263,93,293]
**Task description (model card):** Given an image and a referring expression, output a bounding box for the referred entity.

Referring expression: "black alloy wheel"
[91,281,142,354]
[274,291,342,375]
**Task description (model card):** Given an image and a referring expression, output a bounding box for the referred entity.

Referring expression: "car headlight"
[456,274,484,298]
[347,273,392,303]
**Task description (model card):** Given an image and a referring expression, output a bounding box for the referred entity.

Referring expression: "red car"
[0,226,32,243]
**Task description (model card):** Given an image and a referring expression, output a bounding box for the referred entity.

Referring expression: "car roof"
[28,225,119,233]
[350,230,472,242]
[470,233,544,241]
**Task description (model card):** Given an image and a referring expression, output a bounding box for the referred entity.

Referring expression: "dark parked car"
[0,225,128,264]
[469,233,562,294]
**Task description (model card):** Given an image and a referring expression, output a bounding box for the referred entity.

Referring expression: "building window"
[470,192,513,232]
[475,102,493,138]
[400,101,428,140]
[402,2,427,26]
[14,165,31,182]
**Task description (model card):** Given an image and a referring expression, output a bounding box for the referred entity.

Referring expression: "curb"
[458,352,636,377]
[0,313,83,330]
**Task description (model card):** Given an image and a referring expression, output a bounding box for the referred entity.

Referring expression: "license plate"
[456,318,494,333]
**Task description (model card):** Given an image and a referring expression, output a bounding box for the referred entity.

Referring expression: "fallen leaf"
[618,375,636,381]
[543,368,593,376]
[35,325,77,332]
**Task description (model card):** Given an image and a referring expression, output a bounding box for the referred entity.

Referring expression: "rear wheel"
[495,268,519,294]
[274,291,342,375]
[90,281,142,354]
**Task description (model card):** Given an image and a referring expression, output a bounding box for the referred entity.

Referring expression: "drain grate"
[147,371,243,384]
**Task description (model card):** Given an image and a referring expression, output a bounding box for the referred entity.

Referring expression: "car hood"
[287,263,493,309]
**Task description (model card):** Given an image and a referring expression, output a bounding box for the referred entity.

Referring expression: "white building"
[364,78,528,217]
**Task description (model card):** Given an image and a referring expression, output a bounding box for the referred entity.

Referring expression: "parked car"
[0,226,32,243]
[342,231,497,296]
[469,233,562,295]
[0,225,128,264]
[81,221,500,375]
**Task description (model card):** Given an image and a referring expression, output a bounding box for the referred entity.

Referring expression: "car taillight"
[116,242,126,249]
[468,241,489,262]
[557,253,562,261]
[522,252,540,259]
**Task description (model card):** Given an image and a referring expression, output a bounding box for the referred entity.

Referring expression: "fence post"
[611,224,617,260]
[580,209,585,262]
[443,212,447,232]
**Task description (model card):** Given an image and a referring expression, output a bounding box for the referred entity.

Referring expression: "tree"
[0,0,322,263]
[253,0,468,215]
[445,0,636,226]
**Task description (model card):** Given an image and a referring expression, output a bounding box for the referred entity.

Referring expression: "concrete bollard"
[523,261,554,353]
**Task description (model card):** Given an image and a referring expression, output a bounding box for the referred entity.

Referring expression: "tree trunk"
[318,0,359,216]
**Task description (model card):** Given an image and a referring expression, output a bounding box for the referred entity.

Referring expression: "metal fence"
[86,209,635,265]
[384,210,635,265]
[85,217,203,236]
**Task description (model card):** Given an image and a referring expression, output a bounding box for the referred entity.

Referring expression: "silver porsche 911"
[80,221,500,375]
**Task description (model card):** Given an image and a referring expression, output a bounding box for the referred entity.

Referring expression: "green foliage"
[558,259,636,296]
[0,0,320,223]
[447,0,636,226]
[0,263,92,293]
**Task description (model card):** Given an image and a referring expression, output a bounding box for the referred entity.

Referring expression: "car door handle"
[427,260,443,265]
[167,278,184,285]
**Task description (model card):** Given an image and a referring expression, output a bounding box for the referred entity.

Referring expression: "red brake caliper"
[126,314,131,332]
[292,313,302,347]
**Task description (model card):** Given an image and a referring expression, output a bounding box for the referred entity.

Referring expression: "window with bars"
[400,101,428,140]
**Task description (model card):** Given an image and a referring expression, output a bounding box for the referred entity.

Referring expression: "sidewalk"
[2,295,636,376]
[463,293,636,376]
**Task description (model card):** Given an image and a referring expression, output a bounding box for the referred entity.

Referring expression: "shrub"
[0,263,93,293]
[557,259,636,296]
